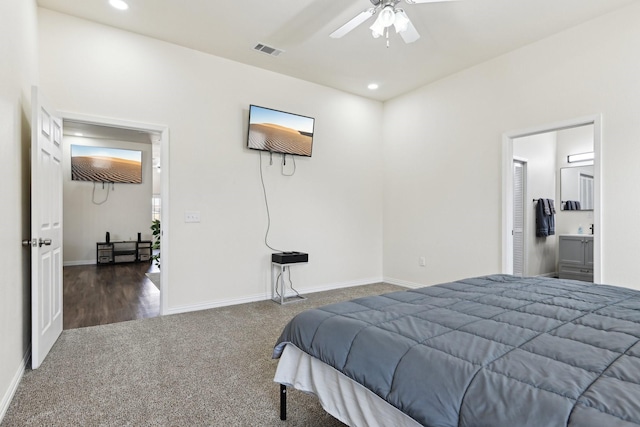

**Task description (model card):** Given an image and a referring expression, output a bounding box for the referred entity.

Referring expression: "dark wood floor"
[63,262,160,330]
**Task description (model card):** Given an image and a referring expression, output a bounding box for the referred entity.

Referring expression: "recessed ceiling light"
[74,132,83,137]
[368,83,379,90]
[109,0,129,10]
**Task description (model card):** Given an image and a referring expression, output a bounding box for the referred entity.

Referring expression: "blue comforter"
[273,275,640,426]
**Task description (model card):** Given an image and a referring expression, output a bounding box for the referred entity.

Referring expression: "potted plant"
[151,219,161,268]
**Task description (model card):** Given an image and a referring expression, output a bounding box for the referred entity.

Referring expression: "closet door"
[513,161,526,276]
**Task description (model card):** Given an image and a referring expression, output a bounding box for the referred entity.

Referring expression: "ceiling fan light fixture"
[369,17,386,38]
[393,9,410,33]
[334,0,434,45]
[378,5,396,27]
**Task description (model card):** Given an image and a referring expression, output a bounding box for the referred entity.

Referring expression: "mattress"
[273,274,640,426]
[274,344,421,427]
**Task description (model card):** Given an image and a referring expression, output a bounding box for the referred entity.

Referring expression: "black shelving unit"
[96,240,152,265]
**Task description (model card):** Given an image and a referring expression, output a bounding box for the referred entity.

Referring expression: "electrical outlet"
[419,257,426,267]
[184,211,200,223]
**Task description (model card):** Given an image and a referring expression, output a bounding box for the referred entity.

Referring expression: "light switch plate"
[184,211,200,223]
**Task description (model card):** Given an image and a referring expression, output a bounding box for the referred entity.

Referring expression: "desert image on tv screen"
[248,106,314,156]
[71,145,142,184]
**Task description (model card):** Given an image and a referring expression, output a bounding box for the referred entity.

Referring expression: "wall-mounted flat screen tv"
[71,145,142,184]
[247,105,314,157]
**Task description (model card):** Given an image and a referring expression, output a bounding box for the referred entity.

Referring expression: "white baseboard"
[0,345,30,423]
[383,276,427,289]
[166,293,269,315]
[63,260,95,267]
[534,272,558,278]
[301,276,385,294]
[165,276,385,315]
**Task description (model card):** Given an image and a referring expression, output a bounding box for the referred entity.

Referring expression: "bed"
[272,274,640,426]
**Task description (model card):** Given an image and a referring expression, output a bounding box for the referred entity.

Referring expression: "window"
[152,195,161,221]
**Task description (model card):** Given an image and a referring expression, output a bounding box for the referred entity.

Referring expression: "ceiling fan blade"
[330,8,376,38]
[399,18,420,43]
[405,0,458,4]
[267,0,361,46]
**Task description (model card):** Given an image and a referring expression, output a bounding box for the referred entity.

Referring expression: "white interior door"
[30,86,63,369]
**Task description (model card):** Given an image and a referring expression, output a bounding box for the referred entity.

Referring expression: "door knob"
[38,238,52,247]
[22,239,34,247]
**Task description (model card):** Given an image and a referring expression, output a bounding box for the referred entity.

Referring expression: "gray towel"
[536,199,549,237]
[536,199,555,237]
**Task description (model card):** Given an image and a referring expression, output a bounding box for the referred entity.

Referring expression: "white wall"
[513,133,557,276]
[0,0,38,420]
[38,9,384,310]
[63,136,153,264]
[3,0,640,419]
[555,125,594,235]
[383,2,640,289]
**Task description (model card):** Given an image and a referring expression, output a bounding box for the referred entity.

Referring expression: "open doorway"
[502,115,601,282]
[59,115,169,328]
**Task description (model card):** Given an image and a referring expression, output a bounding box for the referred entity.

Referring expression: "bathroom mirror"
[560,165,594,211]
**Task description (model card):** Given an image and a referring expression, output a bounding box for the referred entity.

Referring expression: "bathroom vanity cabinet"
[558,235,593,282]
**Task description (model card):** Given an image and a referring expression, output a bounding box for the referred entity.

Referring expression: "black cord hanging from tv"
[281,154,296,177]
[92,181,111,205]
[259,151,285,252]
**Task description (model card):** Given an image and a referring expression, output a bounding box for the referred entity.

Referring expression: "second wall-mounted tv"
[247,105,315,157]
[71,145,142,184]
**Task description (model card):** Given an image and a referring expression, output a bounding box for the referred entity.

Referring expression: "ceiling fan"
[330,0,458,45]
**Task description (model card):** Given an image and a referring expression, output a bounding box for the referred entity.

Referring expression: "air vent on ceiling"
[253,43,284,57]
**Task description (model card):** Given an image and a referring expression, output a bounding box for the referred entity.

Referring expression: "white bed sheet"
[274,344,422,427]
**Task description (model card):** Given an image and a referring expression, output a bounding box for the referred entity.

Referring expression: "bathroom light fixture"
[368,83,379,90]
[109,0,129,11]
[567,152,594,163]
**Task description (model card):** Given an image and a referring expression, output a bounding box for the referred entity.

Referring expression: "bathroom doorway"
[502,115,601,282]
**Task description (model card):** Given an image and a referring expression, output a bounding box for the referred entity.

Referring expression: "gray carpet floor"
[2,282,404,426]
